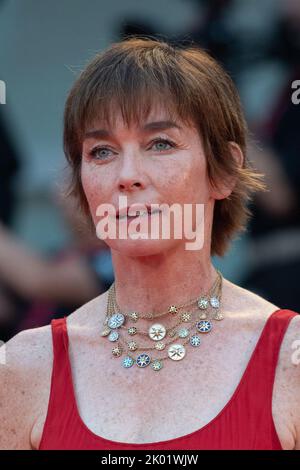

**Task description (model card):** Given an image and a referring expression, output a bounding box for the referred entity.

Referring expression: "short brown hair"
[63,37,265,257]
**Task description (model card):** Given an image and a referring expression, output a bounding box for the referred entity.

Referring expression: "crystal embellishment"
[148,323,166,341]
[128,327,137,335]
[108,313,125,329]
[136,353,151,368]
[168,344,186,361]
[101,327,111,337]
[129,312,139,322]
[178,327,189,338]
[210,297,220,308]
[181,312,191,322]
[190,335,201,347]
[198,297,209,310]
[112,345,123,357]
[198,312,207,320]
[213,312,224,321]
[108,330,119,342]
[122,356,135,368]
[196,320,212,333]
[151,360,163,371]
[168,305,178,314]
[128,341,138,351]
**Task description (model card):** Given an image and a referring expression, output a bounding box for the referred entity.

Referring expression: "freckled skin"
[79,103,243,317]
[81,106,221,258]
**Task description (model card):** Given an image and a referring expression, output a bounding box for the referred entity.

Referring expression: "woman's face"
[81,104,218,256]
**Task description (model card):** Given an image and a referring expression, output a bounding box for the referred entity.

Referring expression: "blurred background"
[0,0,299,341]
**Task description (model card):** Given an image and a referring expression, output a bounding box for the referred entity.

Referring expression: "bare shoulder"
[0,290,108,450]
[272,308,300,449]
[223,277,300,449]
[0,323,53,449]
[10,289,108,377]
[4,322,53,365]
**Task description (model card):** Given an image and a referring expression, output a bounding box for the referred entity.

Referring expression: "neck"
[110,243,218,315]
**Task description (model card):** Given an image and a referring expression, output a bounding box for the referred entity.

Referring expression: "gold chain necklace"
[114,272,222,338]
[111,272,222,321]
[101,270,223,371]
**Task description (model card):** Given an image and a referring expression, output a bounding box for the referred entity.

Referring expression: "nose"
[117,152,147,193]
[119,181,142,191]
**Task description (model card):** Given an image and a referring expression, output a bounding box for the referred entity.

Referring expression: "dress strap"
[43,317,74,424]
[233,308,298,447]
[249,309,298,390]
[38,317,77,449]
[51,317,69,356]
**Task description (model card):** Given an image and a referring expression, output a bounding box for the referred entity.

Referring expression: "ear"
[210,141,244,201]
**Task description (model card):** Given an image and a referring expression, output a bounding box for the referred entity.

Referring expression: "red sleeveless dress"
[38,309,298,450]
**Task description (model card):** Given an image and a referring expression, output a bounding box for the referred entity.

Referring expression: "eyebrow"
[84,120,182,140]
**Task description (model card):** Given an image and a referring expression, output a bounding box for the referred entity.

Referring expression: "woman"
[0,38,299,450]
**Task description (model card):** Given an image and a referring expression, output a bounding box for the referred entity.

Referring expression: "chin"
[106,236,181,257]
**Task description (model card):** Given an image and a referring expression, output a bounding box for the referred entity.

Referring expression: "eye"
[86,137,177,161]
[88,146,115,160]
[150,138,176,152]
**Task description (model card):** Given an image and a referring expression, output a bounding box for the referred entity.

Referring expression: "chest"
[32,325,291,448]
[79,358,229,442]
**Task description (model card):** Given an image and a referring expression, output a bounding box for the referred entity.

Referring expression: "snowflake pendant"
[198,297,209,310]
[122,356,135,368]
[108,313,125,329]
[112,345,123,357]
[129,312,139,322]
[151,360,163,371]
[168,344,186,361]
[136,353,151,368]
[196,320,212,333]
[128,327,137,335]
[108,330,119,342]
[148,323,166,341]
[178,328,189,338]
[181,312,191,322]
[210,297,220,308]
[128,341,138,351]
[190,335,201,347]
[168,305,178,314]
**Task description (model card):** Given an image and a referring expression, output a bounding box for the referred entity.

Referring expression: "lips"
[116,204,161,219]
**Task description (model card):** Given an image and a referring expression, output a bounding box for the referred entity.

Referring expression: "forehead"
[84,102,196,139]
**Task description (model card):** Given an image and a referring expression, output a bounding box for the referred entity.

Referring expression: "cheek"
[81,163,107,218]
[187,152,209,200]
[163,153,209,203]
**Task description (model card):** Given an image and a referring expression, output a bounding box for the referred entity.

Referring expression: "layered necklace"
[101,270,223,372]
